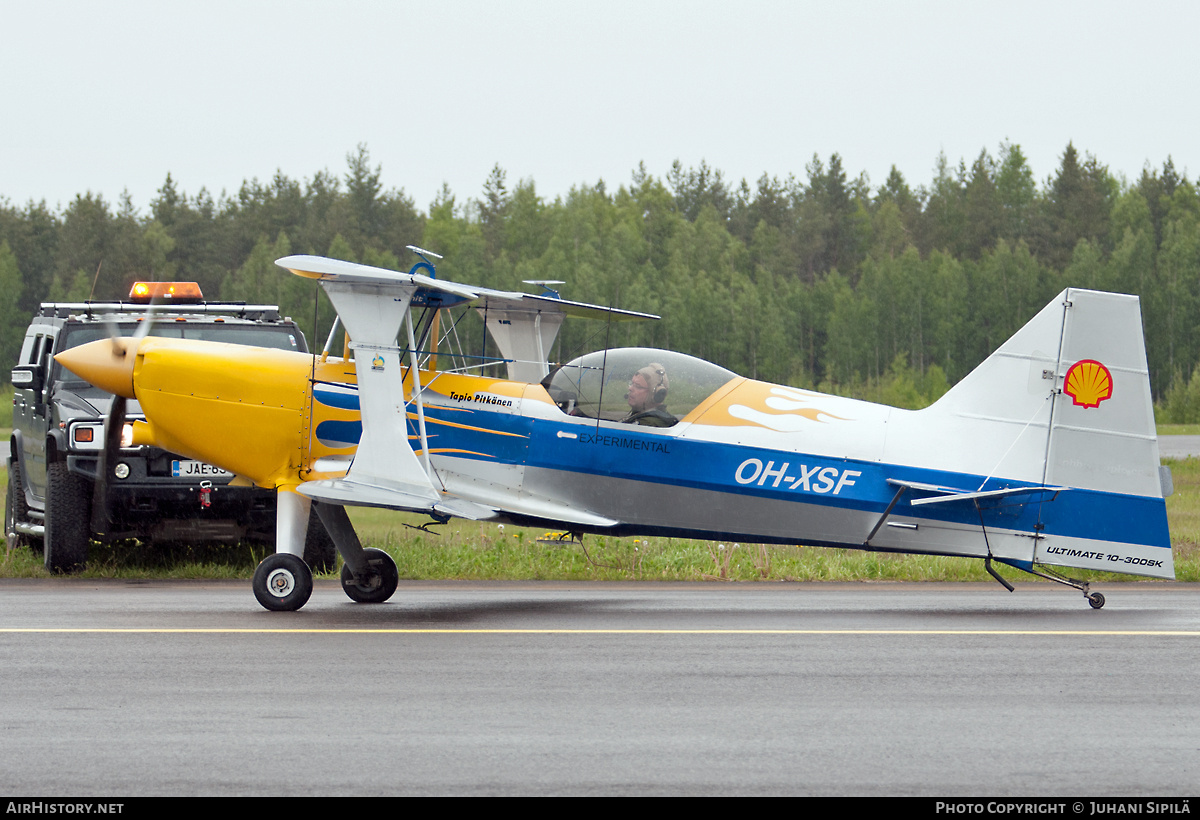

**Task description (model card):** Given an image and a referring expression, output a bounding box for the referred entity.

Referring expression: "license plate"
[171,460,232,478]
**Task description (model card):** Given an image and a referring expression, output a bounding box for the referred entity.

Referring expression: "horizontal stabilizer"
[886,478,1065,507]
[885,478,968,495]
[907,485,1066,507]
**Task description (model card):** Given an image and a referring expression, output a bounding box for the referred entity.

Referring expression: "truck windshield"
[53,322,306,386]
[58,323,304,353]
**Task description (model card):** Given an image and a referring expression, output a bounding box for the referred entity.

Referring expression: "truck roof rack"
[37,302,284,322]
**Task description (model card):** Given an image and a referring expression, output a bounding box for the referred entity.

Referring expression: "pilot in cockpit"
[622,363,678,427]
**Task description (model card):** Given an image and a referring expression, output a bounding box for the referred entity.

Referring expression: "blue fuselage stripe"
[411,405,1171,550]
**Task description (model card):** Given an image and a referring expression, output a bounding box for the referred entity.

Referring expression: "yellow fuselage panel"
[138,394,304,487]
[126,339,551,488]
[135,338,312,409]
[133,339,319,488]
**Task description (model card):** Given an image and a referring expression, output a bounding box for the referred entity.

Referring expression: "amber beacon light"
[129,281,203,302]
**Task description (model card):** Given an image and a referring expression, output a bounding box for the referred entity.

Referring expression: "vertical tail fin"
[921,288,1162,498]
[1043,289,1160,498]
[904,288,1172,579]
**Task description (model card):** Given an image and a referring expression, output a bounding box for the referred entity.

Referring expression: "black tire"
[340,547,398,604]
[252,553,313,612]
[44,460,92,573]
[4,463,17,548]
[303,513,338,574]
[1088,591,1105,610]
[6,457,42,552]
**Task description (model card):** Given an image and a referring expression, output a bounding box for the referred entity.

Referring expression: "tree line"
[3,143,1199,415]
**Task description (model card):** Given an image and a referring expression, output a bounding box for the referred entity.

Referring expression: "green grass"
[1160,456,1200,580]
[1157,424,1200,436]
[5,462,1199,584]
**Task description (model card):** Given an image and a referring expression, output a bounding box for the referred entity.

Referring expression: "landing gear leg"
[985,556,1015,592]
[312,501,399,604]
[1021,563,1106,609]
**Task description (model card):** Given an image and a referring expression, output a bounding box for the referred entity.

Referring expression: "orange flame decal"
[1064,359,1113,408]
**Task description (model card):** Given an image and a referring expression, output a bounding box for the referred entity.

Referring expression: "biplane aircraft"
[55,250,1175,611]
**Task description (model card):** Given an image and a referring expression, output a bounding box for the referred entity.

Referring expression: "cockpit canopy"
[546,347,738,424]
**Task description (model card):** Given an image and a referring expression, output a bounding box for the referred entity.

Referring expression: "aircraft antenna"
[88,260,103,301]
[406,245,443,279]
[523,279,565,298]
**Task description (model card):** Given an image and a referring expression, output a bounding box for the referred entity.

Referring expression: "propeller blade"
[83,292,163,535]
[131,300,160,340]
[90,396,126,535]
[104,316,124,356]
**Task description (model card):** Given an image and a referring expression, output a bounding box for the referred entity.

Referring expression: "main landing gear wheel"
[252,553,313,612]
[1087,591,1106,610]
[341,547,399,604]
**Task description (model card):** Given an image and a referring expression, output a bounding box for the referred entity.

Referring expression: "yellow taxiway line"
[2,628,1199,636]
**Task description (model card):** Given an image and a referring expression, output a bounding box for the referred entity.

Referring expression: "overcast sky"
[3,0,1198,216]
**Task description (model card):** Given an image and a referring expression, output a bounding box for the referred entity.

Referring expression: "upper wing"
[278,254,659,383]
[277,254,658,320]
[279,254,478,300]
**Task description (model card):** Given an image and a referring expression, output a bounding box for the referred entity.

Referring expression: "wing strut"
[404,302,435,486]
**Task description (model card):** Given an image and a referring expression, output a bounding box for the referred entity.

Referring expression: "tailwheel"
[252,553,313,612]
[1022,563,1109,610]
[340,547,399,604]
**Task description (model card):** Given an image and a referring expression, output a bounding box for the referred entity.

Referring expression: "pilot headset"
[638,363,668,404]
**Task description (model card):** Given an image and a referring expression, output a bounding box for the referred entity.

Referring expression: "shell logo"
[1063,359,1113,408]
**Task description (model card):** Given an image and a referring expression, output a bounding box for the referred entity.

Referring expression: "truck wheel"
[6,458,43,552]
[44,461,93,573]
[303,513,338,574]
